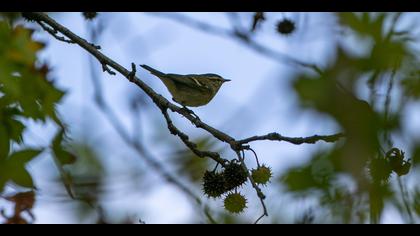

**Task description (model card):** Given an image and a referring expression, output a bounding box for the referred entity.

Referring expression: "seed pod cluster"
[202,161,248,198]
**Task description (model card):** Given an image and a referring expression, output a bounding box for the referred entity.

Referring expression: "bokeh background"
[1,12,420,224]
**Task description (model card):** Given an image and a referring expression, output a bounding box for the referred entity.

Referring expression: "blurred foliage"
[0,149,42,190]
[172,136,223,183]
[0,14,70,224]
[63,142,106,222]
[1,191,35,224]
[282,151,335,192]
[279,12,420,223]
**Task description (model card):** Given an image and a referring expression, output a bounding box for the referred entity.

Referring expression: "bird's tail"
[140,64,166,77]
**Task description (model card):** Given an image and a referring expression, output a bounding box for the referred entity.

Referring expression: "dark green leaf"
[401,72,420,99]
[10,167,34,189]
[281,153,334,192]
[0,159,8,191]
[0,125,10,159]
[5,118,25,143]
[9,148,42,165]
[411,144,420,167]
[339,13,386,41]
[52,129,76,165]
[0,21,65,123]
[282,167,321,192]
[55,149,77,165]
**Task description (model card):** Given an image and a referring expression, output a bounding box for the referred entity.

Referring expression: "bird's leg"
[182,105,201,120]
[172,98,200,120]
[180,105,192,114]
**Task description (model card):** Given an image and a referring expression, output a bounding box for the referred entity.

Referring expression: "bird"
[140,64,230,107]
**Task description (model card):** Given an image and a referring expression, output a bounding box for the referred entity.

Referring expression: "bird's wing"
[141,64,211,91]
[166,74,211,91]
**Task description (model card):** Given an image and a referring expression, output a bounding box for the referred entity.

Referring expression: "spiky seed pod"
[224,193,247,214]
[21,13,36,22]
[202,171,226,198]
[386,148,411,176]
[83,12,98,20]
[368,157,392,182]
[223,161,248,191]
[276,18,296,36]
[394,160,411,176]
[251,165,273,185]
[387,148,404,171]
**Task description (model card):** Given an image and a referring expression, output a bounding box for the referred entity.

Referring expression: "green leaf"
[4,149,41,189]
[5,117,25,143]
[0,105,25,145]
[10,167,34,188]
[411,144,420,167]
[0,125,10,159]
[0,21,66,124]
[52,129,76,165]
[0,158,7,191]
[368,40,407,71]
[8,148,42,165]
[10,119,25,143]
[401,68,420,99]
[282,167,320,192]
[369,183,392,223]
[294,47,381,179]
[281,153,334,192]
[0,149,40,190]
[55,149,77,165]
[414,190,420,217]
[172,136,216,183]
[0,177,6,192]
[339,13,386,41]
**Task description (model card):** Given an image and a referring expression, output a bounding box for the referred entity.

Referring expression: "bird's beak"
[223,79,231,82]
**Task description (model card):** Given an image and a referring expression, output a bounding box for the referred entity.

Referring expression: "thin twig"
[383,70,396,147]
[397,177,414,224]
[237,132,345,145]
[128,62,136,80]
[101,63,116,75]
[236,150,268,224]
[384,13,403,42]
[36,20,74,44]
[246,147,260,167]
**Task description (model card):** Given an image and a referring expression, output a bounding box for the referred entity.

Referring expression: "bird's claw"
[181,105,200,120]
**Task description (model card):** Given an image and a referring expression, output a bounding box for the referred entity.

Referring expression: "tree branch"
[236,150,268,224]
[237,132,345,146]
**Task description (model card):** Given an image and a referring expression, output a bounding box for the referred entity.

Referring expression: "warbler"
[140,64,231,107]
